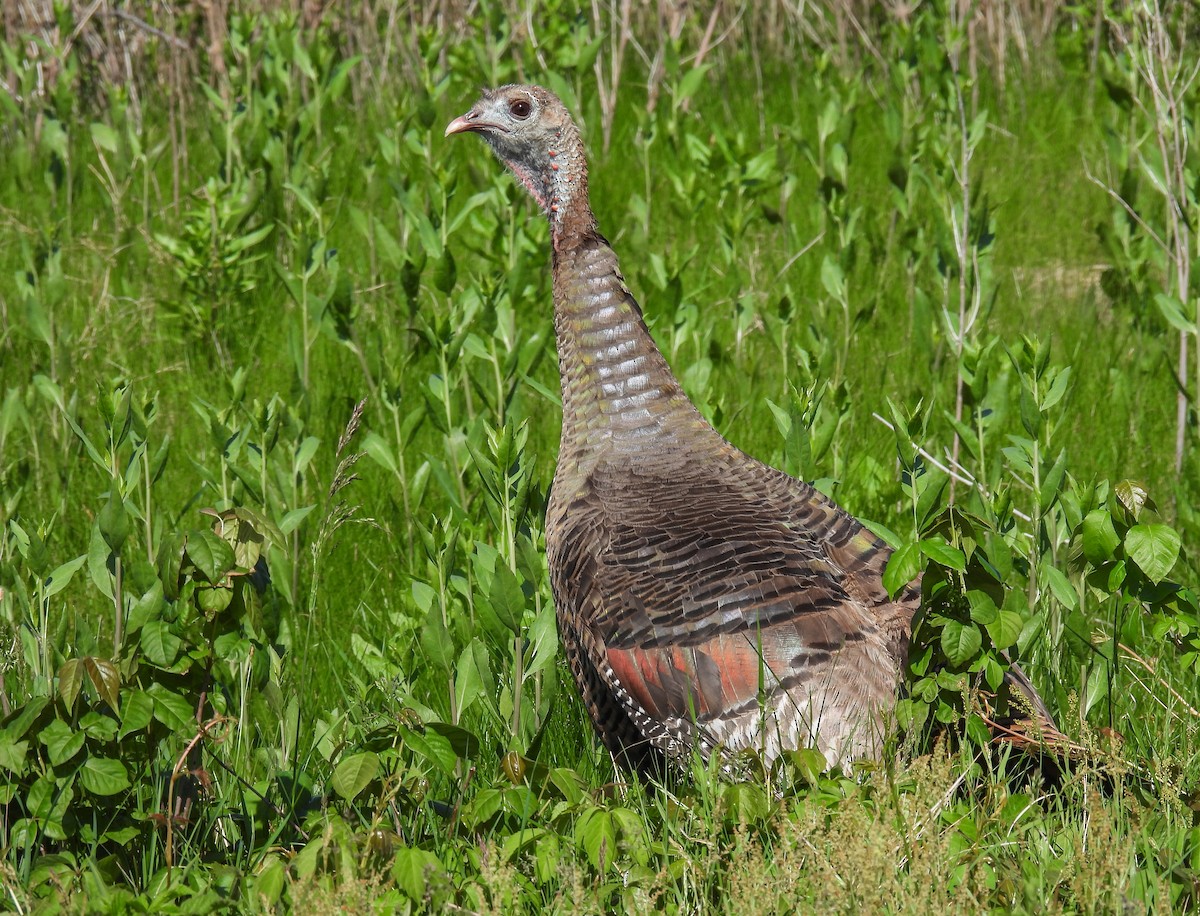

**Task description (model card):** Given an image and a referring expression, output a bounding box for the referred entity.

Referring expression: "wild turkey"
[446,85,1064,774]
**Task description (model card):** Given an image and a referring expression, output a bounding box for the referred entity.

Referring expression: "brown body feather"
[446,85,1064,774]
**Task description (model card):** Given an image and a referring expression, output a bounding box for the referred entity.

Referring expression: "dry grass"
[286,871,390,915]
[722,753,978,915]
[390,749,1175,914]
[3,0,1084,115]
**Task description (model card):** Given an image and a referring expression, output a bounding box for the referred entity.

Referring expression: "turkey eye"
[509,98,532,119]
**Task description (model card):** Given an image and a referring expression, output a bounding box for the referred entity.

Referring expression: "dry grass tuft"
[285,871,388,916]
[722,751,981,915]
[3,0,1082,117]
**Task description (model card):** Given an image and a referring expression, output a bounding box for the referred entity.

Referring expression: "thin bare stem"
[871,413,1035,526]
[947,1,974,505]
[1118,642,1200,718]
[1107,1,1198,477]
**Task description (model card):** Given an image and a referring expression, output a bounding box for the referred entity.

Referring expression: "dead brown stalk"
[165,714,232,872]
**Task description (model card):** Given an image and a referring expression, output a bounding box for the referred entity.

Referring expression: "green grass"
[1,5,1198,913]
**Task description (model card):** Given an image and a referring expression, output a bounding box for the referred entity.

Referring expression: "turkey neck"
[550,212,710,465]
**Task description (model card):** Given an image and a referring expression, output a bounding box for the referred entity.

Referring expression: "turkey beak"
[445,108,506,138]
[444,113,477,137]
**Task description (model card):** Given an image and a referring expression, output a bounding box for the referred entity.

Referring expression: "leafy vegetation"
[1,1,1198,912]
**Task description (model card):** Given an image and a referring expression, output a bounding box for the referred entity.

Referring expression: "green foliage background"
[0,1,1199,912]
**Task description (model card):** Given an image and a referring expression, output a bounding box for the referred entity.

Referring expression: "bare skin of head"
[445,85,596,247]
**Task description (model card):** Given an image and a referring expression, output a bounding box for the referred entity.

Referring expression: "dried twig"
[1081,160,1169,253]
[165,714,231,871]
[870,412,1035,526]
[108,8,188,50]
[773,231,825,281]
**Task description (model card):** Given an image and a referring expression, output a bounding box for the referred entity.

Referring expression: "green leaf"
[27,774,56,819]
[674,65,710,107]
[1114,480,1151,523]
[1083,661,1110,718]
[883,542,921,597]
[40,720,85,766]
[149,436,171,485]
[403,727,457,777]
[425,722,482,761]
[432,249,456,295]
[90,122,119,153]
[859,519,901,549]
[57,659,84,711]
[141,619,182,668]
[1038,448,1068,509]
[1041,367,1072,412]
[24,293,52,347]
[720,782,770,824]
[764,398,791,439]
[253,857,287,905]
[391,847,445,902]
[486,564,525,635]
[79,757,130,796]
[0,733,29,773]
[212,512,266,571]
[147,684,194,732]
[47,394,107,470]
[331,752,380,801]
[920,538,966,572]
[784,747,827,785]
[420,603,453,676]
[1041,563,1078,611]
[1081,509,1119,565]
[157,530,186,600]
[524,599,560,678]
[985,610,1024,650]
[964,712,991,748]
[444,191,492,239]
[79,712,117,742]
[196,584,234,617]
[101,826,140,847]
[293,436,321,474]
[279,505,316,536]
[894,698,927,732]
[1107,559,1127,592]
[7,520,39,571]
[454,639,495,722]
[464,787,505,829]
[119,690,155,738]
[1124,524,1181,584]
[940,620,982,667]
[186,529,236,583]
[361,431,398,474]
[98,490,131,553]
[819,255,846,301]
[967,108,989,148]
[292,836,326,881]
[984,657,1005,691]
[228,506,286,551]
[226,222,274,254]
[88,523,115,600]
[1019,383,1042,438]
[43,554,87,599]
[3,696,49,738]
[966,589,998,625]
[126,582,164,634]
[576,808,617,872]
[983,534,1012,580]
[1153,292,1198,334]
